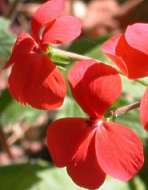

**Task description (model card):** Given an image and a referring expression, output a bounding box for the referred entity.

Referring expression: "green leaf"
[0,162,83,190]
[116,109,147,139]
[0,162,50,190]
[0,90,44,126]
[86,46,109,62]
[0,89,13,114]
[68,35,112,67]
[0,162,143,190]
[100,177,130,190]
[68,35,109,55]
[0,17,15,67]
[55,96,86,119]
[122,76,147,99]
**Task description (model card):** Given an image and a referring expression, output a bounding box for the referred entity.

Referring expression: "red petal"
[125,23,148,55]
[67,130,106,189]
[116,35,148,79]
[31,0,64,41]
[42,16,82,44]
[140,87,148,130]
[101,33,128,76]
[8,53,66,110]
[102,33,121,56]
[68,60,122,118]
[47,118,91,167]
[5,32,36,68]
[102,24,148,79]
[95,121,144,180]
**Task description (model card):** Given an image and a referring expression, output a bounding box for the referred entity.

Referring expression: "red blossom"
[140,87,148,130]
[47,60,144,189]
[6,0,82,109]
[101,23,148,132]
[102,23,148,79]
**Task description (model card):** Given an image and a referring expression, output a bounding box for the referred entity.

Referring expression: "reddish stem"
[111,101,140,117]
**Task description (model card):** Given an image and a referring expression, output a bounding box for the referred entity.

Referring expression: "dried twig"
[6,0,20,18]
[0,128,14,159]
[111,101,140,117]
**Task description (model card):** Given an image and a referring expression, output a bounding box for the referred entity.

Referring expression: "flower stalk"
[111,101,140,117]
[47,46,98,65]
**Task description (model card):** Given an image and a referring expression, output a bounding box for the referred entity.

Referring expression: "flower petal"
[125,23,148,55]
[42,16,82,44]
[67,130,106,189]
[68,60,122,118]
[47,118,91,167]
[140,87,148,130]
[116,35,148,79]
[101,33,128,76]
[5,32,36,68]
[8,53,66,110]
[102,24,148,79]
[102,33,121,56]
[95,122,144,180]
[31,0,64,41]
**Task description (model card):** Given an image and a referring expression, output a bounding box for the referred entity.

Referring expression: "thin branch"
[134,79,148,87]
[51,48,97,61]
[51,48,148,86]
[70,0,75,16]
[119,0,144,17]
[0,128,14,159]
[6,0,21,18]
[111,101,140,117]
[8,123,31,145]
[119,72,147,87]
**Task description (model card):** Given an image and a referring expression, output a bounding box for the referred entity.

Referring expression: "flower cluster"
[102,23,148,130]
[5,0,148,189]
[47,60,144,189]
[6,0,81,110]
[47,23,147,189]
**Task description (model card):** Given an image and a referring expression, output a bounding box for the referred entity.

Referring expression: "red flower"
[102,23,148,79]
[140,87,148,130]
[47,60,144,189]
[101,23,148,131]
[6,0,82,109]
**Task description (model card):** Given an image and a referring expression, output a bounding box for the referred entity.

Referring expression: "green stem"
[47,47,148,87]
[120,72,148,86]
[47,46,98,64]
[135,79,148,86]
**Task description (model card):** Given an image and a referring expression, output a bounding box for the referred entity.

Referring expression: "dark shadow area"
[0,162,52,190]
